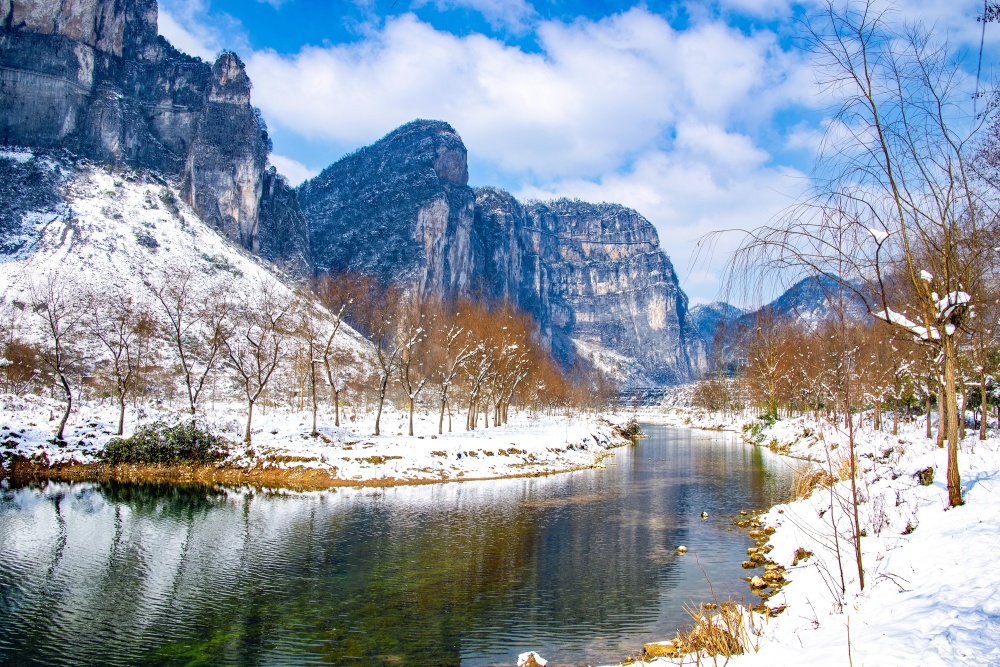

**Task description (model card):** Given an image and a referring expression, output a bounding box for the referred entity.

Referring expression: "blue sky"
[158,0,999,306]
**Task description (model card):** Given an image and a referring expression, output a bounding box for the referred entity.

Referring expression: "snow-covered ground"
[0,392,630,484]
[610,408,1000,667]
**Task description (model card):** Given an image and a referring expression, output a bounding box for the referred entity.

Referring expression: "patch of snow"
[868,228,889,243]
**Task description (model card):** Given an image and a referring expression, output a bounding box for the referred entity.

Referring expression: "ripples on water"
[0,425,797,666]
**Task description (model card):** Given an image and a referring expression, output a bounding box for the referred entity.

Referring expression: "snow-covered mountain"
[689,277,871,369]
[299,121,706,387]
[688,301,746,344]
[757,274,869,325]
[0,148,369,358]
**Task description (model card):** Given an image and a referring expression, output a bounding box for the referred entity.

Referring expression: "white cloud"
[157,0,252,61]
[157,7,218,61]
[516,125,810,304]
[155,6,816,304]
[245,9,811,185]
[268,154,320,187]
[413,0,537,31]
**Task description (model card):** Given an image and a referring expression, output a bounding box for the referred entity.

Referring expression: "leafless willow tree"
[314,274,363,427]
[427,301,475,434]
[0,297,38,395]
[723,0,1000,508]
[395,295,428,437]
[294,301,324,437]
[361,284,402,437]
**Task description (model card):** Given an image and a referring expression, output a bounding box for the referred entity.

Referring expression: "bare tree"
[0,296,39,396]
[396,295,428,436]
[89,284,155,435]
[30,273,85,440]
[226,283,294,443]
[150,269,231,420]
[294,302,324,437]
[313,274,363,427]
[364,284,402,437]
[724,1,1000,507]
[427,300,475,434]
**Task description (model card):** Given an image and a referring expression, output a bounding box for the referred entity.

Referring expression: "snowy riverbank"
[0,394,633,488]
[609,410,1000,667]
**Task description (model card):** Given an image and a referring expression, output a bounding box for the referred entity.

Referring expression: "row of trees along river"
[0,269,618,445]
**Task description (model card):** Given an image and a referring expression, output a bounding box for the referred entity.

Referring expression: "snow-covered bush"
[100,421,231,465]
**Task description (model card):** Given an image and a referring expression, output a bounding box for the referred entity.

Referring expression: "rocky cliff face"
[300,120,705,386]
[474,191,705,385]
[0,0,305,270]
[258,166,311,277]
[299,120,476,294]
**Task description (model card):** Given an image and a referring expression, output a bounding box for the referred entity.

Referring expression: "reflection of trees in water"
[99,480,228,513]
[0,429,796,667]
[128,487,550,666]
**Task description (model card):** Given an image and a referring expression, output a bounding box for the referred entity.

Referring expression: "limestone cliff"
[258,166,311,277]
[299,120,476,295]
[300,120,705,385]
[473,191,705,385]
[0,0,304,269]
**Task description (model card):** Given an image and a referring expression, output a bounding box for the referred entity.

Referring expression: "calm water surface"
[0,425,797,666]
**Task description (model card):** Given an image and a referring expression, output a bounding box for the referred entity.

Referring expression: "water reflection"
[0,426,796,666]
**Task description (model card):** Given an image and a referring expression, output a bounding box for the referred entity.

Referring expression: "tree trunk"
[926,392,932,439]
[374,393,384,436]
[845,384,864,591]
[439,395,447,435]
[244,400,255,443]
[960,387,967,440]
[408,398,415,436]
[334,388,340,427]
[943,337,963,506]
[310,363,318,436]
[55,373,72,441]
[980,374,988,441]
[117,394,126,436]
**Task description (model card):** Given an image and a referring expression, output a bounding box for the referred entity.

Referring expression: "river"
[0,424,796,666]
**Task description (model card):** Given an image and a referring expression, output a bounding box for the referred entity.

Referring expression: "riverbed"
[0,425,797,666]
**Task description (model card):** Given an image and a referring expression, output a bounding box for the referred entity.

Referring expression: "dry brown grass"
[644,600,762,665]
[833,451,859,482]
[792,466,835,499]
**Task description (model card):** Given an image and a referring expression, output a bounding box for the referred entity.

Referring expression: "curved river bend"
[0,425,796,666]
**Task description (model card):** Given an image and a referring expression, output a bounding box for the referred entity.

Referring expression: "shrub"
[100,421,231,465]
[620,416,642,438]
[742,413,778,444]
[135,231,159,248]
